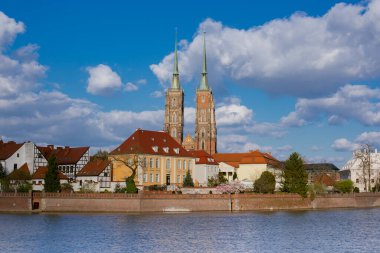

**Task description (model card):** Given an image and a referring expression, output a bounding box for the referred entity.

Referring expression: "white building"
[340,149,380,192]
[75,159,112,192]
[190,150,219,187]
[218,162,236,182]
[0,140,45,175]
[31,166,69,191]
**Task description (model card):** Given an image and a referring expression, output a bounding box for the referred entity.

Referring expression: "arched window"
[172,98,176,107]
[201,128,205,138]
[172,113,177,123]
[201,141,205,150]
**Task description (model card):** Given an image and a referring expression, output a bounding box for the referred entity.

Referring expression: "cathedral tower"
[164,32,184,145]
[195,33,217,155]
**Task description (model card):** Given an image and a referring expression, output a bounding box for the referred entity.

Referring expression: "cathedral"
[164,33,217,155]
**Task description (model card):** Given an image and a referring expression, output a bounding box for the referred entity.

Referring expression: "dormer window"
[152,146,158,152]
[173,148,179,154]
[163,147,169,153]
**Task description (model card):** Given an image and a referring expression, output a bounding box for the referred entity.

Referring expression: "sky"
[1,0,380,167]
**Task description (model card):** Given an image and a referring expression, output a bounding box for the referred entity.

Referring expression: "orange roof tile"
[76,159,110,177]
[213,150,281,168]
[190,150,218,165]
[8,163,31,180]
[0,140,23,160]
[32,166,68,180]
[110,129,192,157]
[37,145,89,165]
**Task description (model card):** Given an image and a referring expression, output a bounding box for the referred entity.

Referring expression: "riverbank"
[1,192,379,213]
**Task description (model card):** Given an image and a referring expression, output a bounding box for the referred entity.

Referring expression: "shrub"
[16,182,32,193]
[353,187,360,193]
[183,170,194,187]
[125,177,138,193]
[334,179,354,193]
[114,183,126,193]
[254,171,276,194]
[60,183,73,192]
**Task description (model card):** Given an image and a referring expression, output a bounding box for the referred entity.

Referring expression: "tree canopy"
[183,169,194,187]
[44,156,61,192]
[254,171,276,194]
[282,152,308,197]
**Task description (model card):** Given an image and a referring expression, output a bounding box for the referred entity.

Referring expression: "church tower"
[164,32,184,145]
[195,33,217,155]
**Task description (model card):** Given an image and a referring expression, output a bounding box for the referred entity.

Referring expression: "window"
[156,158,160,168]
[202,141,205,150]
[104,172,108,177]
[156,174,159,182]
[150,158,153,168]
[188,160,191,170]
[177,160,181,169]
[166,159,170,169]
[163,147,169,153]
[183,160,186,170]
[172,128,177,138]
[172,98,176,107]
[202,95,205,103]
[150,173,153,183]
[152,146,158,152]
[371,179,375,183]
[143,173,147,183]
[143,158,147,167]
[70,166,74,173]
[13,164,17,171]
[356,178,359,183]
[17,153,19,158]
[177,175,181,183]
[173,148,179,154]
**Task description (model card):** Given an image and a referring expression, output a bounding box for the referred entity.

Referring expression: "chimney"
[47,144,54,149]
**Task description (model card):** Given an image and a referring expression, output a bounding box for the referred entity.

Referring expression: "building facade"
[190,150,219,187]
[110,129,195,188]
[340,148,380,192]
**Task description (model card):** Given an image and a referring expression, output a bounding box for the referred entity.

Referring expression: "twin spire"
[171,31,209,91]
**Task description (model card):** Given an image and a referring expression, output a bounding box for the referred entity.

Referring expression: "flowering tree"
[216,180,246,194]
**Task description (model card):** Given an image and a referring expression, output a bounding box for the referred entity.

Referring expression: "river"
[0,208,379,253]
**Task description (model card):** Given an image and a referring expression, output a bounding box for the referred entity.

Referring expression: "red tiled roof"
[190,150,218,165]
[8,163,31,180]
[76,159,110,177]
[37,145,89,165]
[0,140,23,160]
[213,150,281,168]
[110,129,192,157]
[32,166,68,180]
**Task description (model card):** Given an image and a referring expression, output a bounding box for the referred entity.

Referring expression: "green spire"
[171,29,180,89]
[199,32,209,90]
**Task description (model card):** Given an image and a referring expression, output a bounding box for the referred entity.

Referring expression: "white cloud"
[311,145,321,152]
[125,82,138,92]
[86,64,122,95]
[281,84,380,127]
[151,0,380,97]
[137,79,147,85]
[331,138,361,152]
[150,90,164,98]
[356,132,380,147]
[0,11,25,50]
[216,103,253,126]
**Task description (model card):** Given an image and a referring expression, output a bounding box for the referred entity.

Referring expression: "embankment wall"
[1,192,379,213]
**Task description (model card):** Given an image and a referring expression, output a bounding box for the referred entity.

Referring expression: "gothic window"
[172,98,176,107]
[172,128,177,138]
[202,95,205,103]
[172,113,177,123]
[202,141,205,150]
[201,128,205,138]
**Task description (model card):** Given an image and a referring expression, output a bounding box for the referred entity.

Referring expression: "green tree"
[0,163,6,179]
[183,169,194,187]
[44,156,61,192]
[233,171,238,181]
[334,179,354,193]
[254,171,276,193]
[282,152,308,197]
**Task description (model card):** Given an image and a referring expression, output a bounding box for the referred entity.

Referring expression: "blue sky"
[1,0,380,167]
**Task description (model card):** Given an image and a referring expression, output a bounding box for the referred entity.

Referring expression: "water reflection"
[0,209,379,253]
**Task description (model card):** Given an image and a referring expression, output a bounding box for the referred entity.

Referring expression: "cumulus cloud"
[355,131,380,147]
[151,0,380,97]
[331,138,361,152]
[86,64,122,95]
[0,11,25,50]
[281,84,380,127]
[124,82,138,92]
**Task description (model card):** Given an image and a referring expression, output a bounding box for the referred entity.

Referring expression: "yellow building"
[110,129,195,187]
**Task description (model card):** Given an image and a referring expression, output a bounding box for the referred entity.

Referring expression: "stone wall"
[1,192,380,213]
[0,193,31,212]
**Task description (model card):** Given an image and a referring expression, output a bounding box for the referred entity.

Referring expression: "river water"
[0,208,379,253]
